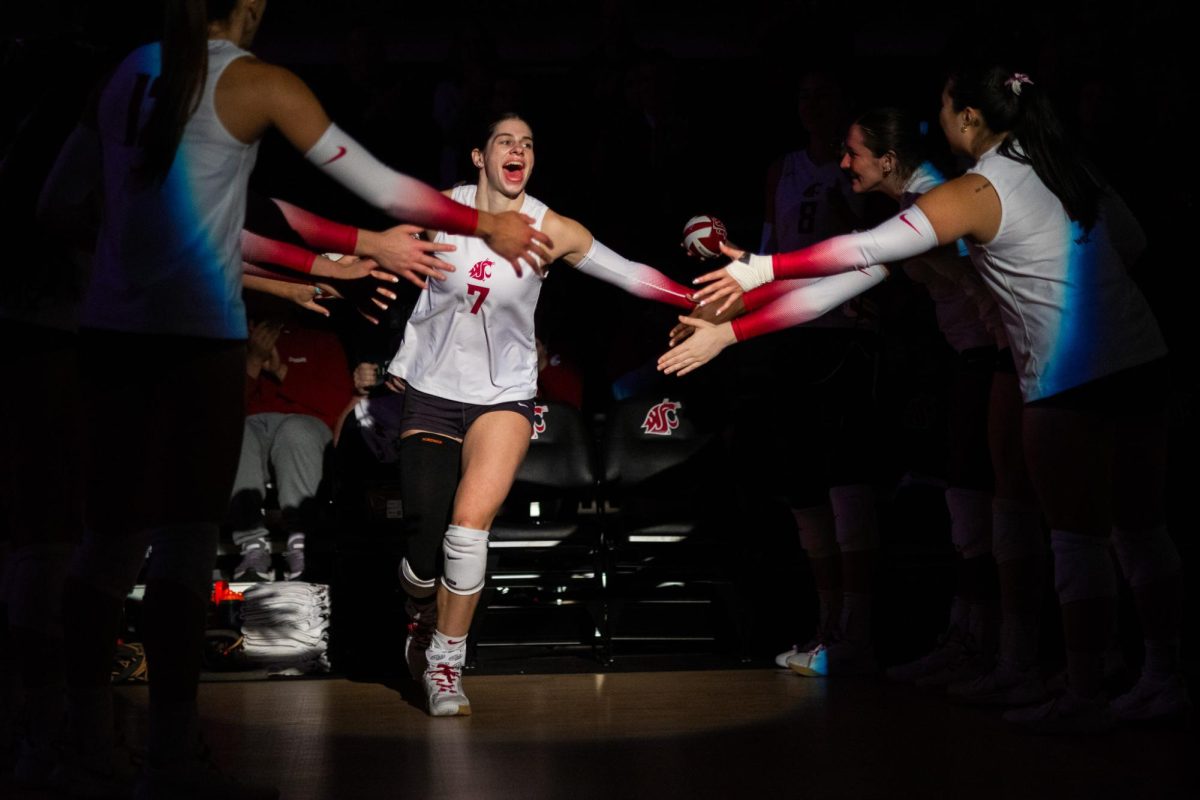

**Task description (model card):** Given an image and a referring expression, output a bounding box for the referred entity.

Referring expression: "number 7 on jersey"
[467,284,490,314]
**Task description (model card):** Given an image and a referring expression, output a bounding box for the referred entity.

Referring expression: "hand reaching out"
[656,317,737,377]
[361,224,458,289]
[480,211,554,277]
[690,241,751,314]
[668,294,745,346]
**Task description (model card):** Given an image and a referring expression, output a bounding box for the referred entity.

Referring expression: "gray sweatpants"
[229,413,332,549]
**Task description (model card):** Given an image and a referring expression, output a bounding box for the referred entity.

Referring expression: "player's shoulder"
[222,55,296,89]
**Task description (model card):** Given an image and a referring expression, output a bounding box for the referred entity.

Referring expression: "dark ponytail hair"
[946,64,1101,229]
[138,0,237,184]
[853,107,927,184]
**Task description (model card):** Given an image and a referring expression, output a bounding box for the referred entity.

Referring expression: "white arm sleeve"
[574,239,694,308]
[305,123,479,235]
[728,206,940,291]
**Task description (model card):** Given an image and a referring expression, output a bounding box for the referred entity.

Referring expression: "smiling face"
[840,124,890,194]
[472,117,534,199]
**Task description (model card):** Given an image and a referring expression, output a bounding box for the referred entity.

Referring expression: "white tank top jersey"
[899,163,994,354]
[967,144,1166,401]
[389,184,550,405]
[767,149,870,330]
[83,39,258,339]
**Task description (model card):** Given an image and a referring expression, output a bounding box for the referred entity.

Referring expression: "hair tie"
[1005,73,1033,96]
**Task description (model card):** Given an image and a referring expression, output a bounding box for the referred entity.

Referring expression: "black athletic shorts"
[400,384,535,439]
[1027,357,1168,415]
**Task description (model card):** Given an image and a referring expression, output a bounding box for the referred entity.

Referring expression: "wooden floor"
[10,668,1189,799]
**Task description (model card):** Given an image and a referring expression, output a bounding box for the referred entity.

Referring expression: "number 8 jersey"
[388,184,550,404]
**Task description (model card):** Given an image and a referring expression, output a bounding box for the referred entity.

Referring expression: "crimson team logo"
[641,398,682,436]
[531,404,549,439]
[469,259,494,281]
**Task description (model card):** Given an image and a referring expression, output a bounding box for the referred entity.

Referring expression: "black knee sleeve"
[399,433,461,581]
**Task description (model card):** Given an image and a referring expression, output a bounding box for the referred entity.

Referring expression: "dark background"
[2,1,1194,668]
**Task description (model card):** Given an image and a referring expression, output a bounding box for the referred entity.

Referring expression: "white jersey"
[765,150,869,331]
[83,39,258,339]
[967,144,1165,401]
[389,185,549,404]
[899,163,996,353]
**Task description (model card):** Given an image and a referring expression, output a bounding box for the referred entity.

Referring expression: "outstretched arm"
[657,266,889,376]
[230,59,553,273]
[691,174,1001,310]
[241,230,389,282]
[549,212,694,309]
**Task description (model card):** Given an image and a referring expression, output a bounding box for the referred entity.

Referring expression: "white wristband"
[725,253,774,292]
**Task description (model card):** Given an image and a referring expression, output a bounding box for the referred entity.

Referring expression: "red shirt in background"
[246,324,353,432]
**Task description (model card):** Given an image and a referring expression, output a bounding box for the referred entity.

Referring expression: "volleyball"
[682,214,728,259]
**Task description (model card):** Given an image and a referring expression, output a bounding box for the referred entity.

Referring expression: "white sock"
[428,630,467,666]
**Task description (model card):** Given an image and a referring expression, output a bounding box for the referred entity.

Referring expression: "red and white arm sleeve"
[241,231,316,274]
[726,207,938,290]
[305,123,478,235]
[574,239,694,309]
[730,265,889,342]
[742,277,823,312]
[269,198,359,255]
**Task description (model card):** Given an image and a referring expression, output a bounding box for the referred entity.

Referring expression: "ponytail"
[947,65,1101,229]
[138,0,238,184]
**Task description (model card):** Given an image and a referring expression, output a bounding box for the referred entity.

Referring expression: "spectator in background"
[232,313,356,582]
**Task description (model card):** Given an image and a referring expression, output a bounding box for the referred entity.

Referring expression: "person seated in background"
[231,312,356,582]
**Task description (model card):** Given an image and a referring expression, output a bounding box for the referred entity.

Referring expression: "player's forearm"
[305,123,478,235]
[574,239,694,309]
[731,266,889,341]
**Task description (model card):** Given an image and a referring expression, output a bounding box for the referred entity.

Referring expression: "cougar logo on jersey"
[469,259,494,281]
[641,398,682,436]
[531,404,549,439]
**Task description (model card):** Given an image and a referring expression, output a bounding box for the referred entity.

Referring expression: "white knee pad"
[830,484,879,553]
[946,488,993,559]
[69,527,151,600]
[791,506,836,559]
[145,523,219,600]
[1051,529,1117,604]
[400,557,437,599]
[991,497,1044,564]
[440,525,489,596]
[4,542,74,637]
[1111,524,1181,589]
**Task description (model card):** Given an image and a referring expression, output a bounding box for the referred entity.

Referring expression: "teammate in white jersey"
[692,65,1184,732]
[662,107,1013,681]
[37,1,553,796]
[387,113,694,717]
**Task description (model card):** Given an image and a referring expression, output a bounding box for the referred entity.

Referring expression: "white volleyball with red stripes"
[681,214,728,259]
